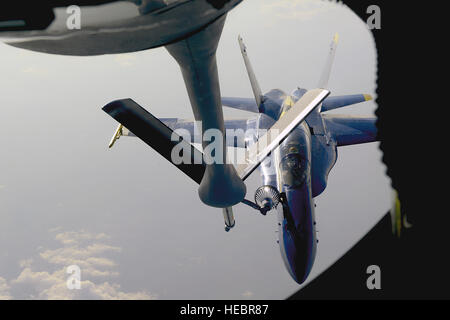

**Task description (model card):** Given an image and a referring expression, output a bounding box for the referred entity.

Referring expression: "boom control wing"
[103,98,206,184]
[235,89,330,180]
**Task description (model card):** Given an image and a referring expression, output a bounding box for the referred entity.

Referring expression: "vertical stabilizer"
[238,35,263,108]
[306,33,339,138]
[318,33,339,90]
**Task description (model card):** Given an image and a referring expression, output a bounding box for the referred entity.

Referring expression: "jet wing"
[323,115,378,146]
[221,97,259,113]
[110,117,251,149]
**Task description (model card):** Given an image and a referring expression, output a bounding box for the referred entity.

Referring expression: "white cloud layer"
[1,230,157,300]
[0,277,12,300]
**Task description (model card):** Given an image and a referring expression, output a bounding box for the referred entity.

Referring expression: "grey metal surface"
[0,0,243,55]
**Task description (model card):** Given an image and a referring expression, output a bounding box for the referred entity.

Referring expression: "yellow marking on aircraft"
[108,124,124,149]
[395,196,402,237]
[279,96,295,118]
[390,189,403,237]
[333,33,339,44]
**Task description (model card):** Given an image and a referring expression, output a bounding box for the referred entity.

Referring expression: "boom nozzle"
[223,207,235,232]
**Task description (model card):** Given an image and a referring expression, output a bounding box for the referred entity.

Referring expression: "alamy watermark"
[66,5,81,30]
[367,5,381,30]
[66,265,81,290]
[366,265,381,290]
[63,4,381,31]
[170,124,280,167]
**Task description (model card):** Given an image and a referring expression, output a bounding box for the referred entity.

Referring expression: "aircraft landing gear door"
[223,207,235,232]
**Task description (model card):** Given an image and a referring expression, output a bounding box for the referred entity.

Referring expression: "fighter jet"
[103,34,378,284]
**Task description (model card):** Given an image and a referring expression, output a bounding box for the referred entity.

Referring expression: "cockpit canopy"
[280,151,307,188]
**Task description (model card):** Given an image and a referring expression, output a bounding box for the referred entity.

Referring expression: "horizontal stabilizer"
[323,115,378,146]
[235,89,330,180]
[321,94,372,112]
[102,99,206,184]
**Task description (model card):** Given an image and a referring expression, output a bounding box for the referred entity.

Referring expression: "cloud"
[12,267,153,300]
[48,281,152,300]
[4,230,157,300]
[242,290,254,298]
[54,230,110,245]
[18,259,33,268]
[0,277,12,300]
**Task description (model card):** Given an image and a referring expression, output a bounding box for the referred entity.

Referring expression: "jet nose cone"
[278,187,316,284]
[281,227,313,284]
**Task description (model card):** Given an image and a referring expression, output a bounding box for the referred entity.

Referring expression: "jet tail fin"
[235,89,330,180]
[318,33,339,89]
[238,35,263,109]
[306,33,338,134]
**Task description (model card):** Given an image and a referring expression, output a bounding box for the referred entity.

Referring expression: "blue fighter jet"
[104,33,377,284]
